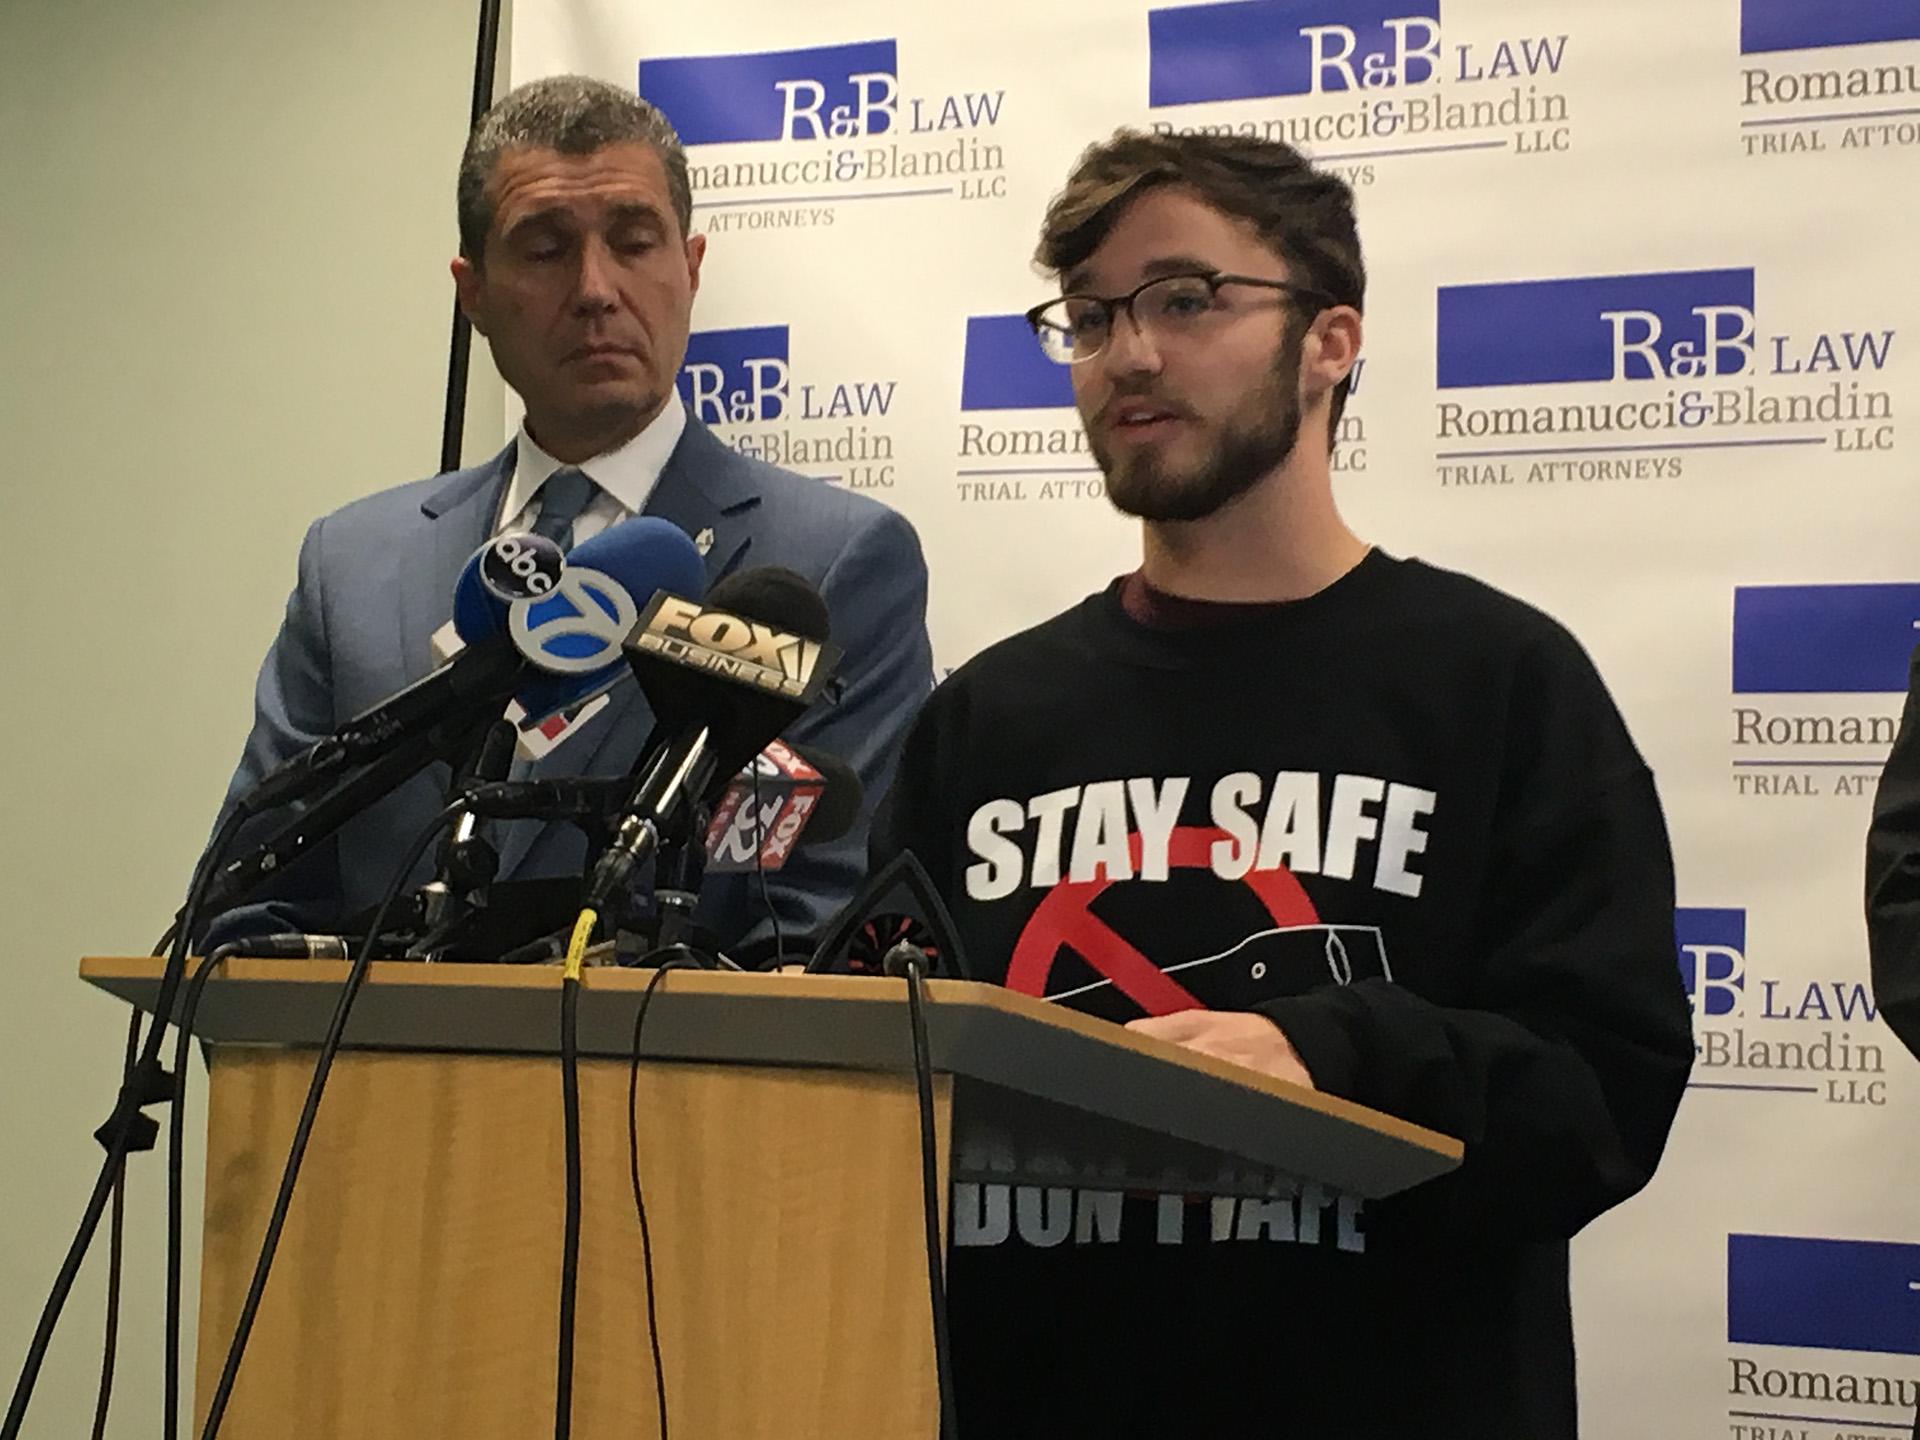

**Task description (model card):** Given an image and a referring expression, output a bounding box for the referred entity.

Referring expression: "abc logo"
[508,568,638,675]
[480,533,566,603]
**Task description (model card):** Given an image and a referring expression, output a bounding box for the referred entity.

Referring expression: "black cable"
[198,803,465,1440]
[2,805,249,1440]
[166,943,246,1440]
[555,963,584,1440]
[87,1012,140,1440]
[750,765,786,966]
[89,1158,123,1440]
[627,959,697,1440]
[902,958,960,1440]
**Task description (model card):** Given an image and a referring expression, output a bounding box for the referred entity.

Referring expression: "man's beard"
[1090,329,1305,523]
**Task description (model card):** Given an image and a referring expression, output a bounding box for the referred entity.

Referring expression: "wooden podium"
[82,958,1461,1439]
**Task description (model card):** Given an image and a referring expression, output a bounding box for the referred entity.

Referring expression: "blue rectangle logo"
[678,325,790,424]
[1436,269,1755,388]
[1148,0,1440,105]
[1730,1234,1920,1356]
[1741,0,1920,55]
[1733,584,1920,694]
[960,315,1076,411]
[640,40,898,146]
[1677,908,1746,955]
[1676,908,1745,1014]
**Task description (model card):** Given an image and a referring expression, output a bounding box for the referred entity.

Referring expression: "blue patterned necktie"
[528,467,597,551]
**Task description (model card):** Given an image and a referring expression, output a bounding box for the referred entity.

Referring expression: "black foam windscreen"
[706,565,832,641]
[785,744,864,845]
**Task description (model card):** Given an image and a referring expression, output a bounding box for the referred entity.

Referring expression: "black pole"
[439,0,507,475]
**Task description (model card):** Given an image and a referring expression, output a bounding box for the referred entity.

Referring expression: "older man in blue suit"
[203,76,933,958]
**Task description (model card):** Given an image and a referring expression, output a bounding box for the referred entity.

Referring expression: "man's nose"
[1100,305,1163,377]
[571,236,618,313]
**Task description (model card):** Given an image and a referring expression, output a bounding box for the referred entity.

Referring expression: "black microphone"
[459,741,862,852]
[199,525,707,919]
[583,568,842,915]
[415,718,519,940]
[239,638,523,815]
[240,521,706,815]
[234,933,353,960]
[459,776,626,824]
[201,721,472,915]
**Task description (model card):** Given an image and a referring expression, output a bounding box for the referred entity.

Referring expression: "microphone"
[415,718,519,940]
[702,740,863,873]
[456,531,566,639]
[232,933,353,960]
[204,522,707,914]
[583,568,843,914]
[460,742,859,841]
[241,521,705,814]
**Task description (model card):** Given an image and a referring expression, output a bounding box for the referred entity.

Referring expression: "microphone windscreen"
[453,547,507,646]
[785,744,864,843]
[456,532,568,643]
[705,566,831,643]
[567,516,708,612]
[511,517,708,723]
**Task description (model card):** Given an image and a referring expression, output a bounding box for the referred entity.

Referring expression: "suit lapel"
[643,418,762,587]
[401,445,514,688]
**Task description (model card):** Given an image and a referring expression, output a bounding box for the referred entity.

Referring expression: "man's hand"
[1126,1010,1316,1090]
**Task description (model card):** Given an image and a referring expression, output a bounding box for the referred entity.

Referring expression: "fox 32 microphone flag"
[514,1,1920,1432]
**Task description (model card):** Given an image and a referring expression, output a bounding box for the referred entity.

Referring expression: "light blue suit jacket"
[204,418,933,956]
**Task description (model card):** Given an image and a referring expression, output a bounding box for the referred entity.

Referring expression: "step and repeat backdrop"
[513,1,1920,1432]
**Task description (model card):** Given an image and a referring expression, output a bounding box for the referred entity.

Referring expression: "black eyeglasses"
[1025,272,1335,365]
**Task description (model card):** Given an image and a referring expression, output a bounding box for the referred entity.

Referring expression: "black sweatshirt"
[873,551,1694,1438]
[1868,646,1920,1059]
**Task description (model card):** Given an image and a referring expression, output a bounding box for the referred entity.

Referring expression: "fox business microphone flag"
[513,0,1920,1432]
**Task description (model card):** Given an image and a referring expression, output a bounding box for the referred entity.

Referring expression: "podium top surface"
[82,957,1461,1201]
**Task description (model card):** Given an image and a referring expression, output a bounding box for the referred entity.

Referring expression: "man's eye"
[1159,288,1214,316]
[608,223,663,254]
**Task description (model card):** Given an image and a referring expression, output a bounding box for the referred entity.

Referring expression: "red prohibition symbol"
[1004,826,1320,1016]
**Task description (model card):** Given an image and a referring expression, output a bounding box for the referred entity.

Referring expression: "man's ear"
[451,255,486,333]
[1305,305,1363,397]
[684,231,707,300]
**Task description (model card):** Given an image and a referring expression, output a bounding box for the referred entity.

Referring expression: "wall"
[0,0,506,1431]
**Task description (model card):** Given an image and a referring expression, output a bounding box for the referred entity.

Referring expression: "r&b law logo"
[637,39,1006,233]
[951,315,1368,506]
[1728,583,1917,798]
[1723,1234,1920,1431]
[1430,268,1898,487]
[677,324,899,491]
[1737,0,1920,158]
[1144,0,1575,186]
[951,314,1095,508]
[1676,907,1887,1105]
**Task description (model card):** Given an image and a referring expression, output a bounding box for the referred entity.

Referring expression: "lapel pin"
[694,526,716,557]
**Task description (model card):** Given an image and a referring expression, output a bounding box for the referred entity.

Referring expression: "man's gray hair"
[457,75,692,259]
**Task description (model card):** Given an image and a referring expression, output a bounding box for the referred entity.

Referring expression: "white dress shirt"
[494,389,688,542]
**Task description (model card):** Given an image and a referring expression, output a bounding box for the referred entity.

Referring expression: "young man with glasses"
[873,130,1692,1436]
